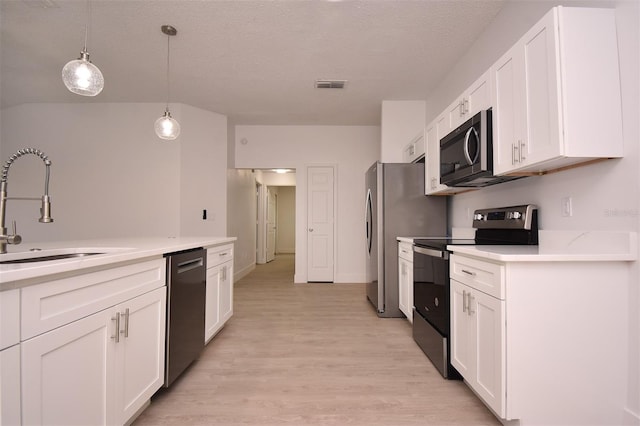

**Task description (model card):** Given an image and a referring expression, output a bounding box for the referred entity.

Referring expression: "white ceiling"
[0,0,506,125]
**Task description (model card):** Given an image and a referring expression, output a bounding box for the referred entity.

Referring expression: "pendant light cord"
[83,0,91,52]
[166,34,171,110]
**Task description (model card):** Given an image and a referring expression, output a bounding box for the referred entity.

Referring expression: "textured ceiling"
[0,0,506,125]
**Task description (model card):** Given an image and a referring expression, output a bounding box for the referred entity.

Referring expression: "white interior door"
[256,183,266,264]
[307,166,335,282]
[266,187,277,262]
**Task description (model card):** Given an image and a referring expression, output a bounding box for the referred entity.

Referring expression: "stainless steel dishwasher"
[164,247,206,387]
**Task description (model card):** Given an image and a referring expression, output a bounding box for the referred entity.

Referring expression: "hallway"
[134,255,499,425]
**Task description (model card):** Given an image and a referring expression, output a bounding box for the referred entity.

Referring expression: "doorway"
[255,170,296,265]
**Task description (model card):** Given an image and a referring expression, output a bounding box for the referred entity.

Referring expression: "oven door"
[412,245,450,335]
[412,245,461,379]
[440,110,490,186]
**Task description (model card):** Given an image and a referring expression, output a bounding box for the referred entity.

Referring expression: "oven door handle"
[413,245,448,259]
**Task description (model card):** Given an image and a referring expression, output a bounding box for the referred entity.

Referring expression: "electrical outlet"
[561,197,573,217]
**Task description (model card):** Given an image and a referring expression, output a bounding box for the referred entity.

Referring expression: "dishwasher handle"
[177,257,204,274]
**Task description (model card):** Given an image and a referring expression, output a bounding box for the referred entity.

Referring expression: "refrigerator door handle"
[365,189,373,254]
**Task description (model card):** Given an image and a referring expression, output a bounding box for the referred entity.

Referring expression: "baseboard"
[334,273,366,283]
[234,263,255,282]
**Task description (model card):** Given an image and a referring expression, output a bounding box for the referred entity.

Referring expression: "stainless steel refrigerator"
[365,161,446,318]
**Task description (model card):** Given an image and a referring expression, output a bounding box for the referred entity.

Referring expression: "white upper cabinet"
[380,100,426,163]
[491,7,623,176]
[402,132,426,163]
[446,71,492,132]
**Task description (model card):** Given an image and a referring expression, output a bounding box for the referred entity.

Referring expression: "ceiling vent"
[315,80,347,89]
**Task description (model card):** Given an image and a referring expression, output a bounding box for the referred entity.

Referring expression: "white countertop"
[0,237,236,288]
[449,231,637,262]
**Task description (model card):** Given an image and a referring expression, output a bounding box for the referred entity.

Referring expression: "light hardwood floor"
[134,255,500,425]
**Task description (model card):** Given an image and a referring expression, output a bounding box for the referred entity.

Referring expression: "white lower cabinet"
[0,344,21,426]
[16,258,167,426]
[21,287,166,425]
[397,242,413,322]
[0,288,21,426]
[205,244,234,343]
[450,252,631,425]
[450,279,505,416]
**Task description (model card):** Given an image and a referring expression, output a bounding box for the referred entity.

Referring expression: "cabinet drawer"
[450,254,505,299]
[21,258,166,340]
[207,244,234,268]
[398,242,413,262]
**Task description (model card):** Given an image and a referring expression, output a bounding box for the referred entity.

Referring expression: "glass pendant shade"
[155,109,181,140]
[62,50,104,97]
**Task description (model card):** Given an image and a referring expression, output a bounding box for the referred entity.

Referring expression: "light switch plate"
[561,197,573,217]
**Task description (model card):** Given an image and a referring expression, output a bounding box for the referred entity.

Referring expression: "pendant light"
[61,1,104,96]
[154,25,180,140]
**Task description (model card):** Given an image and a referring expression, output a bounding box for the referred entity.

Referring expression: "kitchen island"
[0,236,235,426]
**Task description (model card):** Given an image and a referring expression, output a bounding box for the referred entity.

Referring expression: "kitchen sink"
[0,247,131,265]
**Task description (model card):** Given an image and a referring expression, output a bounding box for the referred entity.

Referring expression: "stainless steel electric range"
[411,204,539,379]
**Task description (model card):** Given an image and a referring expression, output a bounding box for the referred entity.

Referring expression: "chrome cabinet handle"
[462,290,467,313]
[463,98,469,114]
[461,269,476,276]
[308,228,314,232]
[520,140,526,162]
[111,312,120,343]
[123,308,130,338]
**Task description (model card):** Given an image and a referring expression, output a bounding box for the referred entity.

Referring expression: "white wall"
[380,100,426,162]
[226,168,257,280]
[424,1,639,421]
[0,102,228,243]
[275,186,295,254]
[234,125,379,283]
[179,104,228,237]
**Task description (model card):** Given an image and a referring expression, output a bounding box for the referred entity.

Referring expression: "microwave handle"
[463,127,480,165]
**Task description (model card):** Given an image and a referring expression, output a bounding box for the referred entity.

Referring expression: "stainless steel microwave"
[439,109,521,187]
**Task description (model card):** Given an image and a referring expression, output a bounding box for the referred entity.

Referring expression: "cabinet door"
[520,9,562,167]
[398,256,410,320]
[22,308,114,426]
[425,115,451,195]
[447,97,464,131]
[450,280,473,378]
[219,261,234,324]
[466,71,491,117]
[425,121,441,194]
[470,289,506,418]
[491,44,522,176]
[0,345,21,426]
[115,288,166,425]
[205,265,221,343]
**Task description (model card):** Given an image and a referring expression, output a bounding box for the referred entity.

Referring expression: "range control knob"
[509,211,522,220]
[474,213,485,221]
